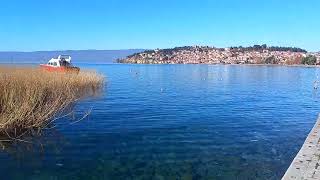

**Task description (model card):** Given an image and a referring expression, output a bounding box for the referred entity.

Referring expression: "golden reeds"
[0,66,104,138]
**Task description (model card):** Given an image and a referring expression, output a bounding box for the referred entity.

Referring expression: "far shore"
[2,62,320,69]
[115,62,320,68]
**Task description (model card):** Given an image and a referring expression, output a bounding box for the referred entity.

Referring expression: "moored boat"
[40,55,80,73]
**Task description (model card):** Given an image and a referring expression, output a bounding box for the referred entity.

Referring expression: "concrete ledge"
[282,115,320,180]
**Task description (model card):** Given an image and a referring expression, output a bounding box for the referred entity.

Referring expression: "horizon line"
[0,44,319,53]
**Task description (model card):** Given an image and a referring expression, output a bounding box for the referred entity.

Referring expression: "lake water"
[1,64,320,179]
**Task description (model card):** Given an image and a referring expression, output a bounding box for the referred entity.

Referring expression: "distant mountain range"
[0,49,145,64]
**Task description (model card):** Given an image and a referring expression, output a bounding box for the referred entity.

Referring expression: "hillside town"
[118,45,320,65]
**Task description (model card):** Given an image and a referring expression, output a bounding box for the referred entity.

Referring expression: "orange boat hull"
[40,65,80,73]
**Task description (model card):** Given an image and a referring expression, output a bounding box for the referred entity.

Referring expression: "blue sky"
[1,0,319,51]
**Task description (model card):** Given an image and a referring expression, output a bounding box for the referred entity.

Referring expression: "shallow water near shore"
[1,64,320,179]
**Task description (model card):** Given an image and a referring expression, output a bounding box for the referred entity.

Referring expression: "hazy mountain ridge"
[0,49,145,64]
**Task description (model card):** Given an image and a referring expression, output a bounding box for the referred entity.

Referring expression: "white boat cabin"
[47,55,73,67]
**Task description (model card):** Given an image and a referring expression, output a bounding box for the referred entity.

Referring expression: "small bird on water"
[313,74,319,89]
[314,80,319,89]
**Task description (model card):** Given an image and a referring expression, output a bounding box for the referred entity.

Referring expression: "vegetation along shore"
[0,66,104,139]
[118,44,320,65]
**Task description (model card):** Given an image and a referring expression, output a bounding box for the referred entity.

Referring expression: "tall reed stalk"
[0,66,104,139]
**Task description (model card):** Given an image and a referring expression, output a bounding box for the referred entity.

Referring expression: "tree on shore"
[229,44,306,53]
[301,55,317,65]
[264,56,279,64]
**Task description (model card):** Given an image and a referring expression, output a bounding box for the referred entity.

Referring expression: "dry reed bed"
[0,66,104,139]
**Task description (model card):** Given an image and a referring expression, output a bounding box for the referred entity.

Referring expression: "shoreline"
[0,62,320,68]
[116,62,320,68]
[282,115,320,179]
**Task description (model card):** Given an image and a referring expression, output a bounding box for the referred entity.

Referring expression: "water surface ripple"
[1,64,320,180]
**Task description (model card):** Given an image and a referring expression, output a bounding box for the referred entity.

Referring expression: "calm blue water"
[1,64,320,179]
